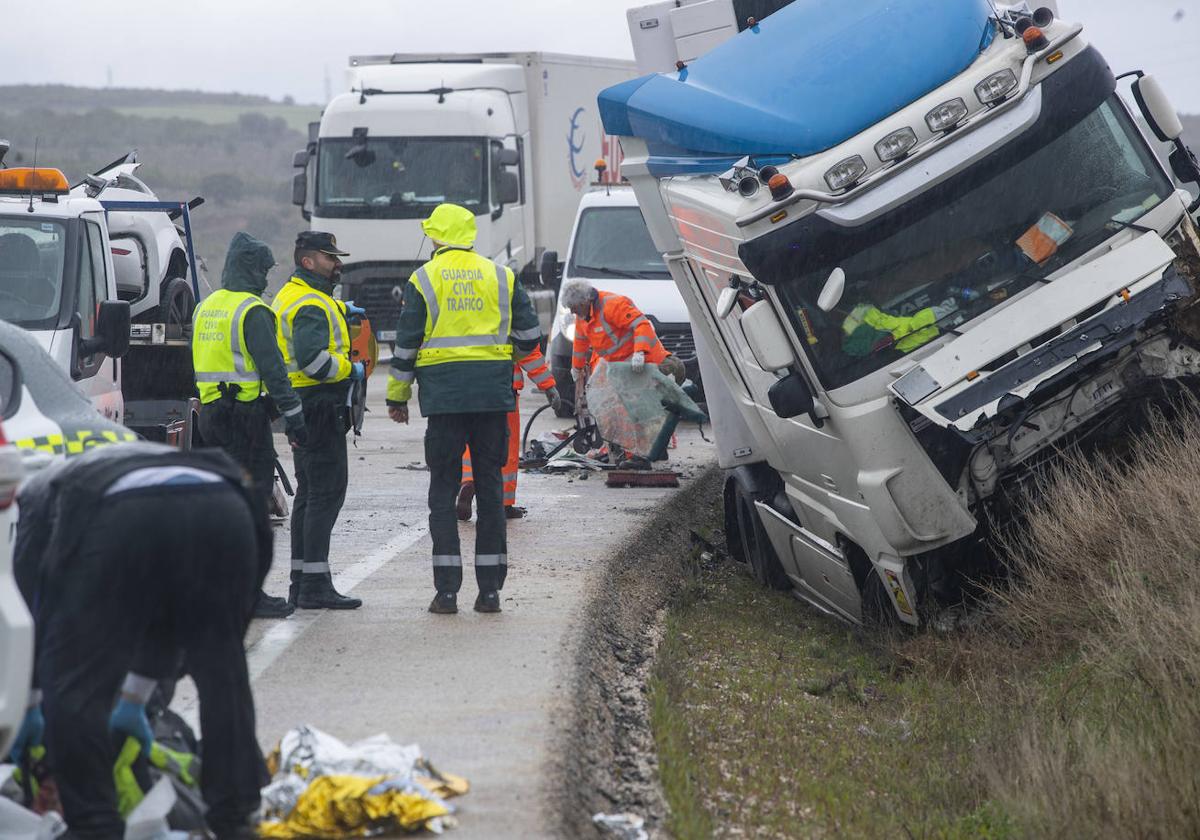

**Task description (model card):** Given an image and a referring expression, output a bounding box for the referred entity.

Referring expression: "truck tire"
[733,483,791,591]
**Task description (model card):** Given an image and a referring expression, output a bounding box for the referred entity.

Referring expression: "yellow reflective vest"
[271,276,352,389]
[411,253,515,368]
[842,303,939,353]
[192,289,267,403]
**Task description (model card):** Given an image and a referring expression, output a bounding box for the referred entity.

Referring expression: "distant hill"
[0,86,319,290]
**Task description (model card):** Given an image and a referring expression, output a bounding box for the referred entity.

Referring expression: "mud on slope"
[552,468,724,838]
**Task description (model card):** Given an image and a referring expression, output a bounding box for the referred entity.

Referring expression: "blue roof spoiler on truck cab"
[599,0,997,175]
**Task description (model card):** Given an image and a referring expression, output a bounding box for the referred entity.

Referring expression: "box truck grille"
[341,261,421,343]
[657,323,696,361]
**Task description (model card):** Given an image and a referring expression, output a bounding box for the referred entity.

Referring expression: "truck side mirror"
[768,370,820,426]
[1132,74,1184,142]
[292,149,309,168]
[540,250,560,288]
[81,300,131,359]
[497,171,520,205]
[817,267,845,312]
[496,148,520,167]
[292,171,307,207]
[740,300,794,371]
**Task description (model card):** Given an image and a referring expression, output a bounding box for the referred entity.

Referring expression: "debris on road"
[605,470,679,489]
[259,726,468,837]
[592,811,649,840]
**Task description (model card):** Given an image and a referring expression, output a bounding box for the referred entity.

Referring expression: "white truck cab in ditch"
[606,0,1200,624]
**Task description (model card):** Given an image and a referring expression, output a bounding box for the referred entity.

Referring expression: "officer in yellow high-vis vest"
[386,204,542,615]
[192,231,304,619]
[272,231,366,611]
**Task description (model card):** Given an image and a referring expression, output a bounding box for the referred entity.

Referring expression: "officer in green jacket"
[387,203,542,615]
[192,232,304,619]
[272,231,365,610]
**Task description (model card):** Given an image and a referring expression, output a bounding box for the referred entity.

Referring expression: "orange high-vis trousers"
[463,395,521,506]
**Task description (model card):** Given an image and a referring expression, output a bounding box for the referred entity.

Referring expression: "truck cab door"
[74,217,123,423]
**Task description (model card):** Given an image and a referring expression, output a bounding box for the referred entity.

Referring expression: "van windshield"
[317,137,488,219]
[568,206,670,280]
[741,95,1173,390]
[0,216,68,330]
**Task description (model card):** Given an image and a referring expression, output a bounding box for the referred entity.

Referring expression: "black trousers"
[425,411,509,593]
[290,393,349,575]
[37,486,265,839]
[198,399,276,505]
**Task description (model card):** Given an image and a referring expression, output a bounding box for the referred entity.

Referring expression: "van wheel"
[734,484,791,590]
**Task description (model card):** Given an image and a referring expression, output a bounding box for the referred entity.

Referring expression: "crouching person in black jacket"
[10,442,272,840]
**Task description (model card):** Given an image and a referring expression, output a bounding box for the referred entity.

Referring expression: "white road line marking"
[175,522,429,730]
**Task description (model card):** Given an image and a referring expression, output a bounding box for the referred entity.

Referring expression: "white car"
[544,185,699,414]
[71,153,210,327]
[0,372,31,758]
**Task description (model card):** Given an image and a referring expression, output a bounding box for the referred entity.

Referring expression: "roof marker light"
[925,98,968,133]
[1022,26,1048,50]
[0,167,70,194]
[767,173,794,200]
[823,156,867,192]
[975,69,1018,105]
[874,127,917,163]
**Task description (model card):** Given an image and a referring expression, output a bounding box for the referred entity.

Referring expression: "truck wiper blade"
[574,263,660,280]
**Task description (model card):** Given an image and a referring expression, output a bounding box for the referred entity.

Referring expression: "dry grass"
[651,404,1200,838]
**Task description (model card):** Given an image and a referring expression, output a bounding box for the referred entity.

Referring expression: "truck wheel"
[733,483,791,590]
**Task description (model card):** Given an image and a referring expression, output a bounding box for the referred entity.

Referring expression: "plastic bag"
[0,797,66,840]
[586,360,703,457]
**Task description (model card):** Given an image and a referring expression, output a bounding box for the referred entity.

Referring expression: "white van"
[544,184,699,413]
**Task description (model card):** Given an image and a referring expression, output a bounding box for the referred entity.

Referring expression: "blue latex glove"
[109,699,154,755]
[8,705,44,763]
[344,301,367,320]
[349,361,366,381]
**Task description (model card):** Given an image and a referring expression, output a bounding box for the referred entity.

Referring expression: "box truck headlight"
[925,98,968,133]
[975,69,1018,105]
[824,156,868,192]
[874,128,918,163]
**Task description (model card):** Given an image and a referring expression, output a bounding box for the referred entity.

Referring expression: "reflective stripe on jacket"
[191,289,267,403]
[571,291,667,371]
[513,345,556,392]
[271,276,352,388]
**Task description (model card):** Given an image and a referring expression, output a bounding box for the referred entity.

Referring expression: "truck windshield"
[0,216,67,330]
[317,137,488,219]
[568,207,670,279]
[743,94,1173,390]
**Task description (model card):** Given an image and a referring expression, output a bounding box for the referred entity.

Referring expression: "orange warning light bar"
[0,167,70,194]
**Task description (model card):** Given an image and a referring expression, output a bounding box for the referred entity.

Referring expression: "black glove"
[545,387,562,412]
[285,416,308,449]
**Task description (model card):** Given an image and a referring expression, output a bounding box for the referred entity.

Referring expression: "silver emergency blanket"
[585,360,702,458]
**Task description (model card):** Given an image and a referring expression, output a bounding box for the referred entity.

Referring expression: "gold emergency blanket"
[258,775,448,838]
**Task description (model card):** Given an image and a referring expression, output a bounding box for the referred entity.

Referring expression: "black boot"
[297,573,362,610]
[429,591,458,614]
[254,589,295,619]
[287,570,302,607]
[474,590,501,613]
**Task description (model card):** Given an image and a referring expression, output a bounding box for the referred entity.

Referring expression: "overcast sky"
[4,0,1199,111]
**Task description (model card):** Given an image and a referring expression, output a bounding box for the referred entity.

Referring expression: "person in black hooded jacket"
[11,441,271,840]
[192,231,304,618]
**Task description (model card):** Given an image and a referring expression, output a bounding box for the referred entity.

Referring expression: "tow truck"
[0,144,205,448]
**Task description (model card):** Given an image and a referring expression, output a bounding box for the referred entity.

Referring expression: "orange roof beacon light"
[594,157,608,183]
[767,173,794,201]
[0,167,70,195]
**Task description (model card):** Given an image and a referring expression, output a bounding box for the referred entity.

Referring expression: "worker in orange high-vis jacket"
[559,279,686,383]
[457,345,559,521]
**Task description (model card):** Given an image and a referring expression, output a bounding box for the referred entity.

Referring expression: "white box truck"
[292,52,637,340]
[606,0,1200,625]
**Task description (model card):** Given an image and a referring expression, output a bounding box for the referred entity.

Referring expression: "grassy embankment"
[653,409,1200,838]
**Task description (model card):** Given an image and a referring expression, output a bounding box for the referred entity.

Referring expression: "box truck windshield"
[0,216,69,330]
[317,137,488,218]
[742,94,1173,390]
[568,206,670,280]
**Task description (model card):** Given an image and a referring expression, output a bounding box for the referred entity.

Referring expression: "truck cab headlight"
[824,155,868,192]
[925,98,968,132]
[975,69,1018,105]
[874,128,918,163]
